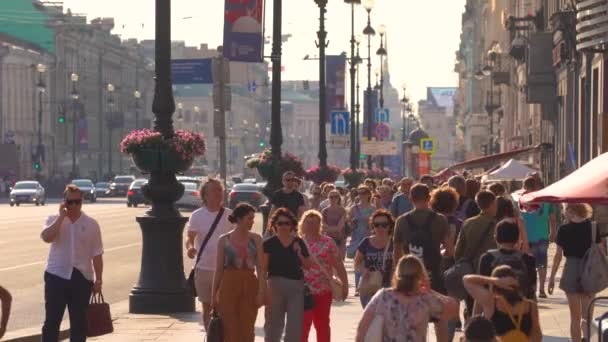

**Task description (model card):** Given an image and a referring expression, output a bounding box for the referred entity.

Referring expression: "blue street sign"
[420,138,436,155]
[171,59,213,84]
[248,81,257,92]
[331,110,350,135]
[375,108,390,123]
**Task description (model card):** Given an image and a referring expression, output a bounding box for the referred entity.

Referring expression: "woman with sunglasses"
[322,190,347,260]
[346,186,376,293]
[354,209,395,307]
[263,208,312,342]
[299,210,349,342]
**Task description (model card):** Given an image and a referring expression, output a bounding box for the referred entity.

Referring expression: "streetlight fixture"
[400,84,409,142]
[346,0,361,173]
[314,0,329,168]
[376,24,387,170]
[363,0,375,169]
[355,34,362,160]
[134,89,141,129]
[35,63,46,179]
[106,83,115,176]
[70,73,80,178]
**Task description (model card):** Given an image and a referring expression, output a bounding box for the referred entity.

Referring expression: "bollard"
[260,202,271,236]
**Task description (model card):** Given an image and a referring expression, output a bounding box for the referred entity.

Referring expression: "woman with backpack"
[464,265,542,342]
[548,203,604,342]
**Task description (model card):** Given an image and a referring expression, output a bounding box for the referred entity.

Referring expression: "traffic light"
[259,141,266,148]
[34,161,41,170]
[57,115,65,124]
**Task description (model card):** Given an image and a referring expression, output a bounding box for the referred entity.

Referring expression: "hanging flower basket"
[120,129,205,174]
[246,149,305,181]
[305,165,342,185]
[342,168,368,188]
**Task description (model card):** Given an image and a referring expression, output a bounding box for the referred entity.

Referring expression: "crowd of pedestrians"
[1,169,603,342]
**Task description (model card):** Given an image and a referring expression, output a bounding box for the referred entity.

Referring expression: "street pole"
[107,83,115,177]
[362,0,375,170]
[355,39,361,162]
[269,0,283,192]
[315,0,328,168]
[377,26,386,170]
[37,85,43,180]
[347,0,359,172]
[70,73,79,178]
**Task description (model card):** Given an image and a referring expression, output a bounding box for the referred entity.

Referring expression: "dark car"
[109,175,136,197]
[9,181,46,206]
[127,179,148,207]
[71,179,97,202]
[228,183,266,209]
[95,182,111,197]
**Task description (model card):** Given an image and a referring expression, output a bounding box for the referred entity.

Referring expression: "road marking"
[0,242,142,272]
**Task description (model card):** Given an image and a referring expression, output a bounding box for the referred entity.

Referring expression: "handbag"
[206,309,224,342]
[86,292,114,337]
[358,240,390,298]
[305,240,346,301]
[304,285,315,311]
[443,220,494,300]
[580,222,608,294]
[187,208,225,297]
[364,315,384,342]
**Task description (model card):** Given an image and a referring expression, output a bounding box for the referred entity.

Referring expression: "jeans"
[301,291,332,342]
[360,294,372,308]
[355,271,361,289]
[265,277,304,342]
[42,269,93,342]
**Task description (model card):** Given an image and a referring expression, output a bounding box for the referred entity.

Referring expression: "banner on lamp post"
[326,54,346,122]
[222,0,264,62]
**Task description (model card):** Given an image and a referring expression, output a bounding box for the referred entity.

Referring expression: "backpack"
[499,299,531,342]
[488,249,532,298]
[405,212,441,285]
[580,222,608,293]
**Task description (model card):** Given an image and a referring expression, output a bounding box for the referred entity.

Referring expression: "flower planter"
[132,148,193,174]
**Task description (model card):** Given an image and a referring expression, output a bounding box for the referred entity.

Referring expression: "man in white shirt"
[185,178,232,328]
[41,184,103,342]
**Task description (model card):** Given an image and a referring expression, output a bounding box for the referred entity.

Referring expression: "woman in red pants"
[299,210,349,342]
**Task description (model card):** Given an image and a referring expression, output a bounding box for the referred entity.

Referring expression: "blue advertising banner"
[79,117,88,151]
[223,0,264,62]
[326,54,346,122]
[363,89,378,138]
[171,59,213,84]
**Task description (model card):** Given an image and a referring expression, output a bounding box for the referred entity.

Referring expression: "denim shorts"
[529,240,549,268]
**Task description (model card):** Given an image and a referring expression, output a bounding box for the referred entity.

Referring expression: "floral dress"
[303,236,338,295]
[365,288,443,342]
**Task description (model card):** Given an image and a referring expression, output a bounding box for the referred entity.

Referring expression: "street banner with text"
[326,54,346,122]
[223,0,264,62]
[363,89,379,136]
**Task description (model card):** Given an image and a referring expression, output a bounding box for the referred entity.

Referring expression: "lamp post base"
[129,216,194,314]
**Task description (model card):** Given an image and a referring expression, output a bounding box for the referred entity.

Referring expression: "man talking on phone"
[41,184,104,342]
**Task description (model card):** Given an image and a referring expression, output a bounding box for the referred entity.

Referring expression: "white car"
[176,182,201,210]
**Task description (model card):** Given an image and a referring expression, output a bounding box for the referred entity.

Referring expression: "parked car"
[176,176,202,188]
[243,178,257,184]
[95,182,111,197]
[127,179,148,207]
[9,181,46,206]
[71,179,97,202]
[228,183,265,209]
[176,182,201,210]
[109,175,136,197]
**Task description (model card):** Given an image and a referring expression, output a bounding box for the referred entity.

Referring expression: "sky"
[62,0,466,105]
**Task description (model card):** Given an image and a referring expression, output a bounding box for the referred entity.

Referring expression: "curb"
[3,300,130,342]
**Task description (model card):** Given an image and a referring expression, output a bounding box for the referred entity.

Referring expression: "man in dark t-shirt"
[270,171,306,219]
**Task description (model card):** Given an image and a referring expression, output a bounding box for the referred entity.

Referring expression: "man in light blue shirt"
[391,177,414,218]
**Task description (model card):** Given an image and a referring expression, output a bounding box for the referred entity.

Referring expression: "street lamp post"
[134,90,141,129]
[400,85,409,143]
[314,0,329,168]
[129,0,194,313]
[106,83,115,177]
[35,64,46,179]
[268,0,284,194]
[355,35,362,161]
[376,24,387,170]
[70,73,80,178]
[362,0,375,169]
[177,102,184,129]
[346,0,360,172]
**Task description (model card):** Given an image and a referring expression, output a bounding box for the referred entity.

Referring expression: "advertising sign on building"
[171,59,213,84]
[223,0,264,62]
[361,141,398,156]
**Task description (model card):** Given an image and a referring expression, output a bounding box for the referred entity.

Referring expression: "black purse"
[187,208,225,297]
[304,285,315,311]
[206,309,224,342]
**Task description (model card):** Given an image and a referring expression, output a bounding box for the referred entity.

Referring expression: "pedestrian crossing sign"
[420,138,436,155]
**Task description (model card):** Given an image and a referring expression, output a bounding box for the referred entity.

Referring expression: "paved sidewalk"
[76,254,608,341]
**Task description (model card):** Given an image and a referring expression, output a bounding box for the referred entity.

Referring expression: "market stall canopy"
[447,144,548,171]
[433,168,459,183]
[521,152,608,204]
[486,159,536,181]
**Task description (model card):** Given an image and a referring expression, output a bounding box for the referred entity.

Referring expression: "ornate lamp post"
[70,73,80,178]
[106,83,115,176]
[362,0,375,169]
[376,24,387,170]
[35,63,46,179]
[355,34,362,160]
[129,0,194,313]
[314,0,329,168]
[268,0,284,194]
[134,89,141,129]
[400,84,409,142]
[346,0,360,172]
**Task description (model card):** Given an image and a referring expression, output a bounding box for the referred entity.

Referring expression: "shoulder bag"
[187,208,225,297]
[359,240,391,298]
[443,220,494,300]
[206,309,224,342]
[86,292,114,337]
[305,239,346,301]
[580,221,608,294]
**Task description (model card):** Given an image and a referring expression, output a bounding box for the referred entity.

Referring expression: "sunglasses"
[65,199,82,206]
[275,221,292,227]
[373,222,390,228]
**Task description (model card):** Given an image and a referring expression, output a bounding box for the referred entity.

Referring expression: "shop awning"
[521,152,608,204]
[447,144,545,171]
